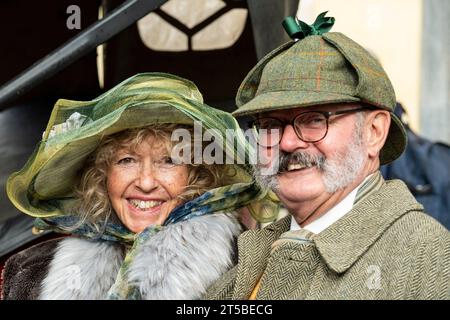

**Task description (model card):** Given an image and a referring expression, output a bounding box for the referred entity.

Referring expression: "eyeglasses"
[251,107,370,147]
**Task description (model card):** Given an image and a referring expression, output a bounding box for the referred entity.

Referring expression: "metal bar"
[0,0,168,111]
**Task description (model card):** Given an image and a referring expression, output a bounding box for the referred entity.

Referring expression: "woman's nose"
[279,124,309,153]
[136,163,158,192]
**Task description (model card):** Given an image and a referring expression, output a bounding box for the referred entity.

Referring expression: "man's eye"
[117,157,135,165]
[300,115,326,126]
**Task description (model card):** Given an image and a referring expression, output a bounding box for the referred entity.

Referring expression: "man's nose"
[136,163,158,192]
[279,124,309,152]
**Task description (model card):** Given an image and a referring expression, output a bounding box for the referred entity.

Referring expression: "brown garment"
[1,239,59,300]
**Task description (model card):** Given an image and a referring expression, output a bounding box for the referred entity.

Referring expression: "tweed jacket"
[204,180,450,300]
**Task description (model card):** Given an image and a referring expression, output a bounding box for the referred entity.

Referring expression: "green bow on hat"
[282,11,335,40]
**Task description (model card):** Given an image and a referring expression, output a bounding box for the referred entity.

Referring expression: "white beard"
[253,116,366,194]
[320,135,366,193]
[39,212,241,300]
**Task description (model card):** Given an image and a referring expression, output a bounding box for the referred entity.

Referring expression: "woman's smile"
[107,136,189,232]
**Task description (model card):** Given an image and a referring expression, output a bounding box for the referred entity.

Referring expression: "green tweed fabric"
[354,171,384,204]
[233,32,406,165]
[6,73,276,222]
[204,180,450,300]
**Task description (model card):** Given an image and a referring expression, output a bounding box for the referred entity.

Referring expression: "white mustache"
[278,151,325,173]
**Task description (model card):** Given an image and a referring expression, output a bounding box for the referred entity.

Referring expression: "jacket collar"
[314,180,423,273]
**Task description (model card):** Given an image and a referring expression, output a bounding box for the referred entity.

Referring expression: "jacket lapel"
[315,180,424,273]
[232,216,290,299]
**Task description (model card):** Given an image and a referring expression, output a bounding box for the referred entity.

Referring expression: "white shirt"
[290,174,373,234]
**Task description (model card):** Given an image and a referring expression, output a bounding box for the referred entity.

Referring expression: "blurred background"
[0,0,449,261]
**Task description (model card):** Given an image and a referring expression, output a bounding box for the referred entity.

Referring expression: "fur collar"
[39,212,241,299]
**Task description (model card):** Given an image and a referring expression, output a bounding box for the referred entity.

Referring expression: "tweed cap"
[233,30,406,164]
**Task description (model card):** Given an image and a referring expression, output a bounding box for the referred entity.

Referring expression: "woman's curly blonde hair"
[72,124,236,229]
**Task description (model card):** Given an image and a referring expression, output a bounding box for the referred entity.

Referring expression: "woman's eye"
[155,156,178,168]
[117,157,135,165]
[159,156,174,165]
[165,156,174,164]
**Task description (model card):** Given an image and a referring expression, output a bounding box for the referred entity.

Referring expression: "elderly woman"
[2,73,276,300]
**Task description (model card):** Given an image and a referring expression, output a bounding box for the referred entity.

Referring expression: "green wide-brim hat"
[233,32,407,165]
[7,72,253,218]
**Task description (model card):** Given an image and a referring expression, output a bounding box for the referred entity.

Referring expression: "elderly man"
[205,13,450,299]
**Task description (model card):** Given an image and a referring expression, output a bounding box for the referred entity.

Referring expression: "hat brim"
[232,90,360,117]
[232,90,406,165]
[382,113,407,165]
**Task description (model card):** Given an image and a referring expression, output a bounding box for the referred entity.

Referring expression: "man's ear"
[365,110,391,159]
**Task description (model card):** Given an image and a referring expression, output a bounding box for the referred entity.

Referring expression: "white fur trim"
[39,237,123,300]
[39,212,241,299]
[128,212,242,299]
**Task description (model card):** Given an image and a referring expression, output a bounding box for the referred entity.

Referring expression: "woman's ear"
[365,110,391,159]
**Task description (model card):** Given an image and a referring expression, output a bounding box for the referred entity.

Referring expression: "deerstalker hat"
[233,12,406,164]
